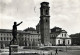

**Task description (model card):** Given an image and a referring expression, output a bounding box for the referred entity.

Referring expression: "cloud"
[0,0,80,34]
[0,0,37,29]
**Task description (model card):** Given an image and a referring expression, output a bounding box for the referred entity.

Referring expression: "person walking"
[55,48,58,55]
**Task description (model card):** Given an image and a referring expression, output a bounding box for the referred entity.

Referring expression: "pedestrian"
[51,52,52,55]
[55,48,58,55]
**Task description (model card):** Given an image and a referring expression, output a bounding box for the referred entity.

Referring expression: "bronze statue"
[9,21,23,55]
[12,21,23,44]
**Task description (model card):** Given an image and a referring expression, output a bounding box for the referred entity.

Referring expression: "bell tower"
[40,2,50,45]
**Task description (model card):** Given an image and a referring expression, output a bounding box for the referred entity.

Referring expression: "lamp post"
[31,40,32,49]
[66,45,67,52]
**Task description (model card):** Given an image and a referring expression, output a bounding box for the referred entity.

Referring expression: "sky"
[0,0,80,35]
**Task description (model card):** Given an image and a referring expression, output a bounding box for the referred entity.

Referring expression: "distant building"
[23,27,41,46]
[0,27,41,49]
[0,27,71,49]
[50,27,71,46]
[70,33,80,45]
[0,29,12,48]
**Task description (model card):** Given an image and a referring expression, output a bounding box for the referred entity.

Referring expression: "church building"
[50,27,71,46]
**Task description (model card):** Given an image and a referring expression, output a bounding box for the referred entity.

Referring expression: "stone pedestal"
[10,45,18,52]
[9,45,18,55]
[9,38,19,55]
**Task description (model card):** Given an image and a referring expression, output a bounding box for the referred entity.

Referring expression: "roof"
[0,29,12,33]
[24,27,36,31]
[51,27,67,33]
[51,27,62,33]
[51,31,69,39]
[51,32,60,38]
[51,27,68,38]
[61,30,67,33]
[0,29,26,33]
[70,33,80,38]
[36,22,40,27]
[41,2,49,4]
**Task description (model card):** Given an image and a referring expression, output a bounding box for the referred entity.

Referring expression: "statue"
[11,21,23,44]
[9,21,23,55]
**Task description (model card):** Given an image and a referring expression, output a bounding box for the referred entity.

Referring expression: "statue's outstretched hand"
[17,21,23,26]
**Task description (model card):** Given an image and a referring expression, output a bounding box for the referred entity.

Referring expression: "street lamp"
[66,45,67,52]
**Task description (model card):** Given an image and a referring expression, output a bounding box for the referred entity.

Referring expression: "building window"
[62,34,63,37]
[38,39,39,41]
[10,34,11,36]
[65,34,66,37]
[58,40,60,44]
[4,37,5,40]
[8,37,10,40]
[22,38,23,40]
[7,34,8,36]
[30,39,32,41]
[46,19,47,22]
[10,37,11,40]
[46,9,48,15]
[1,34,2,36]
[7,37,8,40]
[25,37,26,40]
[52,35,54,37]
[1,37,2,40]
[68,40,69,44]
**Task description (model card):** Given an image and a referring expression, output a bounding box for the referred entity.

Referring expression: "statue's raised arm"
[16,21,23,26]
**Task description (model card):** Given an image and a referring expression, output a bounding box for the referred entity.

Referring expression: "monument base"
[10,45,18,52]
